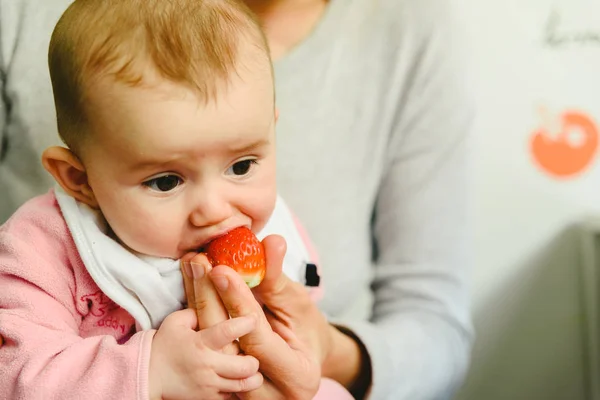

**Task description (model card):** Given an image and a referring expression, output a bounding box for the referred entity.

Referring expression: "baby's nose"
[189,192,233,227]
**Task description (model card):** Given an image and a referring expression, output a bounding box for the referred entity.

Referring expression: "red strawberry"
[203,227,266,288]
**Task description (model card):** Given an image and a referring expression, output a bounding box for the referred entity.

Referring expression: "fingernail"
[211,274,229,291]
[190,262,207,279]
[182,261,193,278]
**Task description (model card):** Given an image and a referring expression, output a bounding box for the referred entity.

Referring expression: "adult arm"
[326,2,475,399]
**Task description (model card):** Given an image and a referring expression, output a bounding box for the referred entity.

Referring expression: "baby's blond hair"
[48,0,270,153]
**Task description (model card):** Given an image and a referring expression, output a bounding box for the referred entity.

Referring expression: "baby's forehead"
[83,69,274,149]
[81,97,274,174]
[86,59,273,114]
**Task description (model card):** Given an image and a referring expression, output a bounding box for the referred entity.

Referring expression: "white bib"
[55,186,311,330]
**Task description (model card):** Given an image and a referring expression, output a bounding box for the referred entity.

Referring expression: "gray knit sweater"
[0,0,474,399]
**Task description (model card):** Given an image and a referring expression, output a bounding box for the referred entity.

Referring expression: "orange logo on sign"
[530,109,598,178]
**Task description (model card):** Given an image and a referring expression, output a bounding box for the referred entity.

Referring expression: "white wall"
[456,1,600,399]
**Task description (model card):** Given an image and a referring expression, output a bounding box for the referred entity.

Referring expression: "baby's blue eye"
[144,175,182,192]
[227,160,257,176]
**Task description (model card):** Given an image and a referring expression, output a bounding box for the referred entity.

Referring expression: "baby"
[0,0,329,399]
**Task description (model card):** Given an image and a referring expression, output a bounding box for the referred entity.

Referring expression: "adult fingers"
[255,235,286,293]
[187,253,239,354]
[209,266,302,380]
[188,254,230,329]
[243,236,329,369]
[209,266,266,319]
[253,235,313,316]
[181,253,197,312]
[263,307,299,347]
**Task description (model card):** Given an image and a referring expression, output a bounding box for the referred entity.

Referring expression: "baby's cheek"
[110,209,179,257]
[250,191,277,233]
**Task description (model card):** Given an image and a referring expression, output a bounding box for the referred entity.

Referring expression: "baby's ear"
[42,146,99,208]
[274,107,279,123]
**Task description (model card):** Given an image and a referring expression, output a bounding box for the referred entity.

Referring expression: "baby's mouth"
[194,230,233,253]
[190,224,252,253]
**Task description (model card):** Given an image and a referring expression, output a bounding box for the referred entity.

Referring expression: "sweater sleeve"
[0,224,155,400]
[333,2,475,399]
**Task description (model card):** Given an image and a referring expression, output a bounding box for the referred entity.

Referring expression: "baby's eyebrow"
[127,158,176,171]
[126,138,271,171]
[226,138,270,154]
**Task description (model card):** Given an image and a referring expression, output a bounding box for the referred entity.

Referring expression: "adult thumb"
[255,234,287,295]
[255,234,310,308]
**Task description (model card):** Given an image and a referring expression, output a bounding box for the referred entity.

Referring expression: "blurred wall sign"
[545,9,600,48]
[530,108,598,179]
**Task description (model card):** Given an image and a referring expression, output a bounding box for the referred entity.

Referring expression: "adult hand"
[181,243,321,400]
[181,252,240,356]
[249,236,333,364]
[247,236,366,393]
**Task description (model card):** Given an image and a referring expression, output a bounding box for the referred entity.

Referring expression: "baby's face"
[80,67,276,259]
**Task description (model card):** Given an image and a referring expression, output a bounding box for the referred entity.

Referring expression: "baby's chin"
[132,247,185,261]
[112,234,184,260]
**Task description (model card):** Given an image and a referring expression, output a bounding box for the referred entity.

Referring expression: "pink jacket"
[0,192,352,400]
[0,192,153,399]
